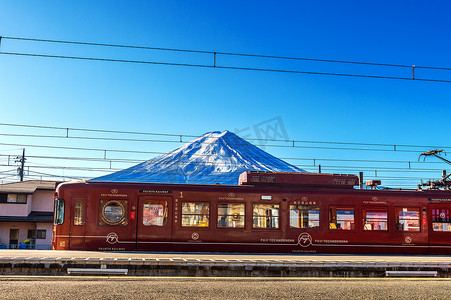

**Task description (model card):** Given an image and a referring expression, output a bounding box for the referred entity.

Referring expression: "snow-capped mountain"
[92,130,305,185]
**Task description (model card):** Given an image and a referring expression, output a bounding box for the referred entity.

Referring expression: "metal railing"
[0,244,51,250]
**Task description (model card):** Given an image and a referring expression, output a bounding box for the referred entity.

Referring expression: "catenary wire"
[1,122,451,150]
[4,161,447,175]
[6,157,444,175]
[21,169,429,184]
[0,127,448,186]
[1,51,451,83]
[3,36,451,71]
[0,134,446,154]
[16,156,451,172]
[0,153,448,166]
[9,165,438,187]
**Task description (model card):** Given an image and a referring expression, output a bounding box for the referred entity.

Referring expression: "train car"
[52,171,451,254]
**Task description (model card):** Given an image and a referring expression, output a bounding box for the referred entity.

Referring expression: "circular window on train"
[99,200,128,226]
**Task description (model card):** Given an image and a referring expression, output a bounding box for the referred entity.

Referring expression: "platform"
[0,250,450,277]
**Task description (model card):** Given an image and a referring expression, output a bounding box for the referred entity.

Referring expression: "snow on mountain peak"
[92,130,305,184]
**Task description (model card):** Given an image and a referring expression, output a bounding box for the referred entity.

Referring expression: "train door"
[136,196,173,251]
[69,194,86,250]
[428,203,451,254]
[392,205,428,254]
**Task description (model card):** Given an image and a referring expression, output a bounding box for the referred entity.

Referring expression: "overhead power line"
[0,164,123,172]
[0,169,16,175]
[3,36,451,71]
[3,160,441,188]
[0,121,448,187]
[0,139,436,154]
[1,122,451,150]
[12,163,432,187]
[22,168,437,183]
[1,51,451,83]
[26,170,81,181]
[3,150,448,174]
[0,122,189,138]
[7,163,446,174]
[2,153,446,165]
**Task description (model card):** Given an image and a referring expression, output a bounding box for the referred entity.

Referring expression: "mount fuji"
[92,130,305,185]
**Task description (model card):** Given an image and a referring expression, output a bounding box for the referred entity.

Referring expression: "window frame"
[98,199,129,226]
[252,203,280,230]
[142,200,168,227]
[0,193,27,204]
[329,206,355,231]
[395,207,421,232]
[37,230,46,239]
[431,207,451,232]
[362,206,388,232]
[289,204,320,229]
[73,199,84,226]
[181,201,210,228]
[217,202,245,229]
[54,198,65,225]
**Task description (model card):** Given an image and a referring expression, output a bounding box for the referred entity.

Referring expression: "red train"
[52,171,451,254]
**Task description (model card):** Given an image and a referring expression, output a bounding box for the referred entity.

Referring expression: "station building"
[0,180,57,249]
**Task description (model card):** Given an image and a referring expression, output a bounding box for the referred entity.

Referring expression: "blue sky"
[0,1,450,186]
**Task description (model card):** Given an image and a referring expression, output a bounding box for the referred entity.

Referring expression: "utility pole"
[17,148,25,182]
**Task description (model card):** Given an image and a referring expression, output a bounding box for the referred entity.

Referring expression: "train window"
[395,207,420,232]
[362,208,387,231]
[54,199,65,225]
[432,208,451,232]
[143,201,168,226]
[329,208,354,230]
[217,203,245,228]
[253,204,279,229]
[99,200,128,226]
[74,199,83,226]
[181,202,210,227]
[289,205,319,228]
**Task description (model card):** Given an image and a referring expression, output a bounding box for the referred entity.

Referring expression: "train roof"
[54,172,451,199]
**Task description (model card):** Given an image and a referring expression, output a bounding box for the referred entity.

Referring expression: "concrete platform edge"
[0,256,450,277]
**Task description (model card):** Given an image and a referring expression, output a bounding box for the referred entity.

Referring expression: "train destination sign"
[429,198,451,202]
[140,190,172,194]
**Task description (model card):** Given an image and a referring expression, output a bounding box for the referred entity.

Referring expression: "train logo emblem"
[228,193,235,197]
[297,233,312,247]
[111,189,118,194]
[405,236,412,244]
[106,232,119,244]
[191,232,199,240]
